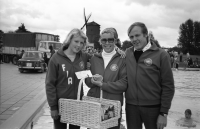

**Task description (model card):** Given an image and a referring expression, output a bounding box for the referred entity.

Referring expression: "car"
[18,51,47,73]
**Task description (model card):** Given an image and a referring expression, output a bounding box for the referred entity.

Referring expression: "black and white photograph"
[0,0,200,129]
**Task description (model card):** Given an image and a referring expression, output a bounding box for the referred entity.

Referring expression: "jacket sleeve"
[85,56,100,89]
[45,59,58,111]
[160,51,175,114]
[101,59,127,94]
[85,77,96,88]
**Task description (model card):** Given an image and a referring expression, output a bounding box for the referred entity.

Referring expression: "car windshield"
[22,52,42,58]
[48,42,62,50]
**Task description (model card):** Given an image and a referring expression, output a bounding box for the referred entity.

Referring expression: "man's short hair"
[49,45,53,50]
[127,22,148,36]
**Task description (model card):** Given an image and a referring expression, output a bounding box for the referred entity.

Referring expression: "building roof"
[87,21,100,26]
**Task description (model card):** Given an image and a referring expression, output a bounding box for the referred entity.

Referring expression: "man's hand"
[51,110,59,120]
[157,115,167,129]
[116,48,126,58]
[115,46,126,58]
[91,77,103,87]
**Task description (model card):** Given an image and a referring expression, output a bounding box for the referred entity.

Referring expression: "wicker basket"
[59,77,121,129]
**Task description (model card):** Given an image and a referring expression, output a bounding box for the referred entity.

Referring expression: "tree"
[115,39,121,48]
[149,31,161,48]
[0,30,4,34]
[7,30,15,33]
[168,46,181,53]
[193,21,200,53]
[178,19,200,55]
[121,40,132,51]
[15,23,31,33]
[0,30,4,44]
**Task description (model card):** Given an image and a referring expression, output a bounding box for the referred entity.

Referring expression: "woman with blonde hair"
[45,28,92,129]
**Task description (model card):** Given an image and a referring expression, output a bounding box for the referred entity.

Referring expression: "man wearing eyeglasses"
[125,22,175,129]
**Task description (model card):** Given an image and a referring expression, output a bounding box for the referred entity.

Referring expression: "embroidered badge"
[110,64,118,71]
[79,61,85,70]
[144,58,152,66]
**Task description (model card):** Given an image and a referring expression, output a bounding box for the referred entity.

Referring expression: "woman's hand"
[93,74,103,81]
[51,110,59,120]
[91,74,103,87]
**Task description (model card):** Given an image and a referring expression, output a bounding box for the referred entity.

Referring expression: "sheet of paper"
[75,70,93,79]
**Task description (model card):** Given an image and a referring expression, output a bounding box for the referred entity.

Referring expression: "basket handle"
[77,77,103,101]
[77,77,86,100]
[100,88,103,102]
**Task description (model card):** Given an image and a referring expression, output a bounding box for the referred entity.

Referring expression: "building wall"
[86,25,100,43]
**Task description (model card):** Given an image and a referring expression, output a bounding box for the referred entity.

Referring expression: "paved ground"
[0,63,46,125]
[0,63,127,129]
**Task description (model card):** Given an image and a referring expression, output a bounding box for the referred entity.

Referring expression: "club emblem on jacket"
[110,64,118,71]
[79,61,85,70]
[144,58,152,66]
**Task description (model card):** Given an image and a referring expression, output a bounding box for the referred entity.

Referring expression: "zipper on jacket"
[136,62,139,105]
[72,65,76,99]
[134,50,141,106]
[135,50,146,105]
[101,54,118,99]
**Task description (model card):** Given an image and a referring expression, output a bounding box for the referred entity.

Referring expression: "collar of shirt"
[134,42,151,52]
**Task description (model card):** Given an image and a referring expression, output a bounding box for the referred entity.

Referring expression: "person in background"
[180,52,183,62]
[86,27,127,129]
[176,109,196,127]
[125,22,175,129]
[186,52,190,59]
[169,52,174,68]
[174,55,179,70]
[19,50,25,59]
[0,43,3,64]
[49,45,55,58]
[187,57,193,67]
[43,52,48,66]
[45,28,92,129]
[194,57,199,67]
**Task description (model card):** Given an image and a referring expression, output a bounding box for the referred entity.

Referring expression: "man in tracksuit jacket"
[125,22,175,129]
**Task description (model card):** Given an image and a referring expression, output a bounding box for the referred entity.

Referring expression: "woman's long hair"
[63,28,88,50]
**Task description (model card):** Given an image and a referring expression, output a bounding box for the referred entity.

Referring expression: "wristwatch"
[159,112,168,117]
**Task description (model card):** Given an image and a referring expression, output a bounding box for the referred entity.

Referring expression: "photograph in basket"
[101,104,115,121]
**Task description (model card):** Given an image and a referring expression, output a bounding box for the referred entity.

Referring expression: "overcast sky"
[0,0,200,47]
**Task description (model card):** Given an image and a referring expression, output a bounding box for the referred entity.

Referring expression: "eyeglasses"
[100,38,115,44]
